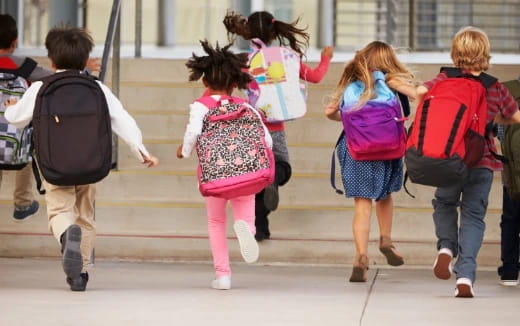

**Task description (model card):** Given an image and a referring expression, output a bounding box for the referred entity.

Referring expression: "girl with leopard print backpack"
[177,40,274,290]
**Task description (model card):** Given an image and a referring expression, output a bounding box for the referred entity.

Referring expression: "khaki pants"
[44,180,96,272]
[0,164,35,207]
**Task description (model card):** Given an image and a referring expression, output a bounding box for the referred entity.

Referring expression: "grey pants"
[432,168,494,283]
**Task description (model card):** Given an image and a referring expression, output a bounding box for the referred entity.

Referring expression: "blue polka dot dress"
[337,133,403,200]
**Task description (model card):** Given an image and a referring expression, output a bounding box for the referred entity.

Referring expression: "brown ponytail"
[223,10,309,57]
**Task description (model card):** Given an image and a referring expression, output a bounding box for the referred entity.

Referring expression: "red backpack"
[404,68,497,189]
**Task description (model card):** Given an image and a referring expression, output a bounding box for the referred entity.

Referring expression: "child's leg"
[13,164,34,207]
[230,194,256,232]
[254,192,270,239]
[43,181,83,281]
[500,186,520,275]
[456,168,493,284]
[350,197,372,282]
[74,184,96,272]
[44,181,79,242]
[353,197,372,258]
[230,194,259,264]
[375,195,393,238]
[205,196,230,276]
[375,194,404,266]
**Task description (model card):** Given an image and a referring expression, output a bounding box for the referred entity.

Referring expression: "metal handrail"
[99,0,122,83]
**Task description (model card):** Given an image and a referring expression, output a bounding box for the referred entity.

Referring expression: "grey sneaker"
[13,200,39,222]
[61,225,83,280]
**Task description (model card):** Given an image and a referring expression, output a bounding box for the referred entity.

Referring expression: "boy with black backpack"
[413,27,520,298]
[4,27,158,291]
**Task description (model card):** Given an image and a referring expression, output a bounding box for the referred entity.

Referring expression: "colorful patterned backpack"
[195,96,275,199]
[0,57,37,170]
[246,38,306,123]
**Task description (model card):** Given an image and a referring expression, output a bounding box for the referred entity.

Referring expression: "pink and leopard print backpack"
[195,95,275,199]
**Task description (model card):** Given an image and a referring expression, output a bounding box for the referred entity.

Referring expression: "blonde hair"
[328,41,414,109]
[451,26,491,71]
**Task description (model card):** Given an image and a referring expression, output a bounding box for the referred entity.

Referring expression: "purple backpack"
[340,71,408,161]
[195,96,275,199]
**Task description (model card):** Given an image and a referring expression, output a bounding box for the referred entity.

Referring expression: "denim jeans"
[500,186,520,274]
[432,168,494,283]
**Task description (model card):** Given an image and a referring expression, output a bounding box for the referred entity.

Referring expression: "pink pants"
[205,195,256,276]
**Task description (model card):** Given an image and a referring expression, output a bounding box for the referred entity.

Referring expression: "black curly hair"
[223,10,309,57]
[186,40,252,92]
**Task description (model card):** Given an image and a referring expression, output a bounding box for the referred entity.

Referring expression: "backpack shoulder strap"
[250,38,267,50]
[440,67,463,78]
[478,72,498,89]
[440,66,497,89]
[195,96,221,109]
[397,92,411,117]
[0,57,37,79]
[330,132,345,195]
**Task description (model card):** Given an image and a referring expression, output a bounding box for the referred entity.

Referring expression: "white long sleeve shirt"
[5,73,150,162]
[182,95,273,158]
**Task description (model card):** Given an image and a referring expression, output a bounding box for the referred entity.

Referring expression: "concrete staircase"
[0,58,518,267]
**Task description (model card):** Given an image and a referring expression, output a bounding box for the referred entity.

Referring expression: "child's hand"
[324,103,339,115]
[176,145,184,159]
[142,155,159,168]
[4,98,18,107]
[325,103,341,121]
[321,46,334,59]
[86,58,101,72]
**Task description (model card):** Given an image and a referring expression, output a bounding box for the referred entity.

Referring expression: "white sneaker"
[233,220,259,263]
[433,248,453,280]
[455,278,475,298]
[500,278,519,287]
[211,275,231,290]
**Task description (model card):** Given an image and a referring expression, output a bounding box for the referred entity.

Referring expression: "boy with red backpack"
[5,27,158,291]
[413,27,520,298]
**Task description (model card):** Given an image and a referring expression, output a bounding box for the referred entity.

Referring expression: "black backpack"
[32,71,112,191]
[501,79,520,200]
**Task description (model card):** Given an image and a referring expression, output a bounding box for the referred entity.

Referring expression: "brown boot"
[349,255,369,282]
[379,236,404,266]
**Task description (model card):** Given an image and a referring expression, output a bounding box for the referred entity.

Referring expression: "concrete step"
[120,83,335,114]
[0,230,501,267]
[0,202,501,241]
[131,112,343,144]
[0,170,504,210]
[118,140,339,174]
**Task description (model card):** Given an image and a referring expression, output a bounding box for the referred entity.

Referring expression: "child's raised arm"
[300,46,333,83]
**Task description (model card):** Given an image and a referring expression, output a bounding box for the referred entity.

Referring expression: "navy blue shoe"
[13,200,39,222]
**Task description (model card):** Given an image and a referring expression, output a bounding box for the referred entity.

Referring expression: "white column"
[251,0,264,12]
[318,0,334,47]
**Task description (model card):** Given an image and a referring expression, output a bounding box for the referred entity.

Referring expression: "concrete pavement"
[0,258,518,326]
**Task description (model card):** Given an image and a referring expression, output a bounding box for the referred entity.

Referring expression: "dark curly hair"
[186,40,252,92]
[223,10,309,57]
[0,14,18,49]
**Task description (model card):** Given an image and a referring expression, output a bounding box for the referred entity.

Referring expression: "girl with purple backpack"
[177,40,273,290]
[325,41,417,282]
